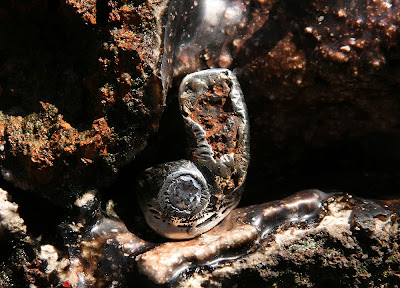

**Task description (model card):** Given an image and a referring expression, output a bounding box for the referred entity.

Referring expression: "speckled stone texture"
[0,0,166,202]
[137,194,400,287]
[237,0,400,202]
[0,188,26,236]
[0,0,400,287]
[7,190,396,287]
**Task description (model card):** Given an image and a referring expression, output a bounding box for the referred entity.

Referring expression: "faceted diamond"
[169,175,202,211]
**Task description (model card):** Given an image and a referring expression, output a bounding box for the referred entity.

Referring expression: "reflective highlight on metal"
[137,68,249,239]
[161,0,251,95]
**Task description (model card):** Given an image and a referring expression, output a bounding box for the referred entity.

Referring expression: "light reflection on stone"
[161,0,254,95]
[59,189,400,286]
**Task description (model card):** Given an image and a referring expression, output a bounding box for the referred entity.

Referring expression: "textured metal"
[137,68,250,239]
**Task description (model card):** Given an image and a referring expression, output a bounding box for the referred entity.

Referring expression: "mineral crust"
[51,191,400,287]
[0,0,400,287]
[0,0,166,202]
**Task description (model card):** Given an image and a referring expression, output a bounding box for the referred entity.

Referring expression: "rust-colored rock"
[237,0,400,147]
[189,81,240,161]
[0,0,167,202]
[0,0,400,287]
[233,0,400,201]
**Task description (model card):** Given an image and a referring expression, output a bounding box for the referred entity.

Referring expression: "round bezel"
[158,169,210,219]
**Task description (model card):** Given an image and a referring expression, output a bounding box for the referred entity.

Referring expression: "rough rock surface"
[35,191,400,287]
[0,188,62,288]
[170,198,400,287]
[233,0,400,203]
[0,0,400,287]
[0,188,26,235]
[0,0,166,202]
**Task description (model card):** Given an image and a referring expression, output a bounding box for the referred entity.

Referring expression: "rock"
[0,0,399,287]
[0,187,65,287]
[0,0,167,203]
[236,0,400,200]
[0,188,26,235]
[165,196,400,287]
[157,0,400,203]
[52,190,400,287]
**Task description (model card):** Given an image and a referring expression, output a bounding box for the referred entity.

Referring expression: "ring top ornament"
[137,69,249,239]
